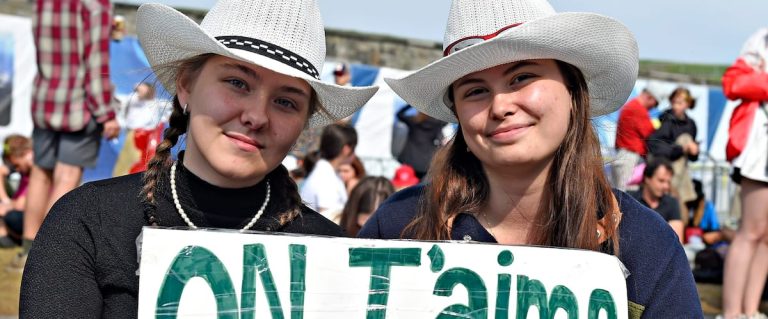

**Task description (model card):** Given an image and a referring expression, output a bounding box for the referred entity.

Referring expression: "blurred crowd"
[1,0,768,318]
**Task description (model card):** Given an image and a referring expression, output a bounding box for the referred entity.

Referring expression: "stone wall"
[1,0,442,70]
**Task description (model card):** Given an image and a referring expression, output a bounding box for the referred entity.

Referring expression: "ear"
[175,73,191,107]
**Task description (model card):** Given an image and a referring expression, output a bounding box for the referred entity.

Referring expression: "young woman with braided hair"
[19,0,377,317]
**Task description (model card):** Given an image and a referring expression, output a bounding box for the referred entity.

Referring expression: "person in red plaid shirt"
[10,0,121,271]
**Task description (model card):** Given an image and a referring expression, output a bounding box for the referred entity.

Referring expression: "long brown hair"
[403,60,620,254]
[340,176,395,236]
[140,54,322,226]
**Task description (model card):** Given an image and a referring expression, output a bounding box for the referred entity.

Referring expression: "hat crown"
[201,0,326,72]
[443,0,556,52]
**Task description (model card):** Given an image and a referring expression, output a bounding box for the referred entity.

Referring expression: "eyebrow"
[220,63,310,98]
[502,60,539,76]
[280,85,310,99]
[220,63,261,81]
[453,60,540,89]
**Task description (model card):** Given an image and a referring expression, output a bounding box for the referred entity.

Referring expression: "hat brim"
[137,3,378,128]
[384,12,639,123]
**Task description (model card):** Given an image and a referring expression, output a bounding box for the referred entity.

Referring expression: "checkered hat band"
[215,35,320,80]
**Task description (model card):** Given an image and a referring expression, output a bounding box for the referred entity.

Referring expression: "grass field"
[0,248,22,317]
[639,60,729,85]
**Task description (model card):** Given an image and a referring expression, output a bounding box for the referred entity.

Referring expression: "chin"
[487,151,542,165]
[214,158,271,178]
[220,167,269,182]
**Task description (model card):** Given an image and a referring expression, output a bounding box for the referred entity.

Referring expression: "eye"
[510,73,536,85]
[225,78,248,90]
[274,97,298,110]
[463,87,489,98]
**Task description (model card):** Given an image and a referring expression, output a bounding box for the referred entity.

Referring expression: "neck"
[181,147,265,188]
[641,187,661,208]
[328,156,345,170]
[481,159,552,243]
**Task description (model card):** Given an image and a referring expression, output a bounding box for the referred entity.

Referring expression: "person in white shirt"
[300,123,357,220]
[121,82,164,130]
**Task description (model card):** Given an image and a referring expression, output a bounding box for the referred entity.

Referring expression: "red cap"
[392,164,419,188]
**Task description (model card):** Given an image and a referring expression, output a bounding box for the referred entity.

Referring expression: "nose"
[490,91,518,119]
[240,96,269,131]
[662,181,671,193]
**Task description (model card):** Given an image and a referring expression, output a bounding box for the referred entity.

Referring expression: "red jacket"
[722,58,768,162]
[615,98,654,156]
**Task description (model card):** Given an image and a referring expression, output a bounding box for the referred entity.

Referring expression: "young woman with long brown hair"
[19,0,377,317]
[359,0,701,317]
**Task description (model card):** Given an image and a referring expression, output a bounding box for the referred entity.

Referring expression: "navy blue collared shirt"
[359,185,703,318]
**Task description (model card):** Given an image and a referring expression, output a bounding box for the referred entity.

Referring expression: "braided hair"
[140,54,323,227]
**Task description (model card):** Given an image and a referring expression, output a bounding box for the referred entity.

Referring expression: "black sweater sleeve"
[20,184,103,318]
[646,122,685,160]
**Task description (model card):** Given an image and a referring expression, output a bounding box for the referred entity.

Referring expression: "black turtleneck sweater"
[20,165,344,318]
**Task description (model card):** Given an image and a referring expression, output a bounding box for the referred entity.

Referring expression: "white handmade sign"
[138,227,627,318]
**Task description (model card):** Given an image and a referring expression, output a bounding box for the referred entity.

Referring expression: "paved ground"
[0,247,760,318]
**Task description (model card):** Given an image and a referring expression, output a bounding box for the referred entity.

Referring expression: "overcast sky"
[116,0,767,65]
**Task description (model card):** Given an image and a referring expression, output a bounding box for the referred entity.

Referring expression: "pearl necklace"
[170,161,270,232]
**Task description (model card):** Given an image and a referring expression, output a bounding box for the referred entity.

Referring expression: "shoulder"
[657,111,677,125]
[615,190,678,251]
[358,185,423,239]
[280,205,345,237]
[621,99,643,113]
[47,173,143,222]
[626,190,642,201]
[660,194,679,207]
[301,161,335,189]
[27,174,146,284]
[613,190,700,316]
[38,174,147,250]
[39,174,147,251]
[85,171,145,189]
[659,194,681,218]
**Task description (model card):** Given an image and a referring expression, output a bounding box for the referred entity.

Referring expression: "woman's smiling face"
[177,55,313,188]
[452,59,572,170]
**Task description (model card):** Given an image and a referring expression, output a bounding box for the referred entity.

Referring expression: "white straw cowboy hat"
[136,0,378,127]
[384,0,639,123]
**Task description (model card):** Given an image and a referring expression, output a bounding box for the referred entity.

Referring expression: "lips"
[487,123,534,138]
[225,132,263,151]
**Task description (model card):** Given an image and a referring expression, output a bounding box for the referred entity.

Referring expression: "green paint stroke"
[428,245,445,273]
[156,245,238,319]
[516,275,548,319]
[516,276,580,319]
[588,289,617,319]
[495,274,511,319]
[497,250,514,267]
[241,244,285,319]
[433,268,488,319]
[289,245,307,319]
[549,286,578,318]
[349,247,422,319]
